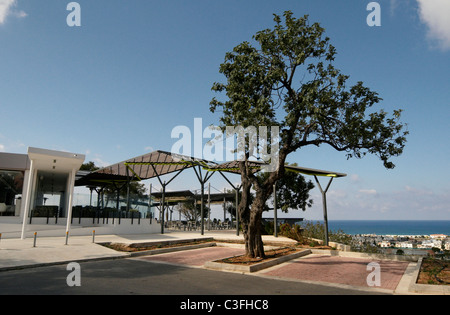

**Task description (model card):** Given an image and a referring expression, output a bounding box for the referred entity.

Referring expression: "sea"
[309,220,450,236]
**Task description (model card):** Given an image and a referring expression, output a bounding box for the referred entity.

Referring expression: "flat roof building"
[0,147,85,238]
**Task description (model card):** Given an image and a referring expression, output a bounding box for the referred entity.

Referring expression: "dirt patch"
[102,239,214,252]
[213,242,333,266]
[217,247,303,265]
[296,244,333,250]
[417,258,450,285]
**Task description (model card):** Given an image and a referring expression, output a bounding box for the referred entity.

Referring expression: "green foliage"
[211,11,408,169]
[279,221,382,253]
[209,11,408,257]
[279,223,304,243]
[423,258,449,285]
[298,221,328,241]
[258,162,314,212]
[80,161,147,199]
[178,200,210,222]
[80,161,99,171]
[263,221,274,235]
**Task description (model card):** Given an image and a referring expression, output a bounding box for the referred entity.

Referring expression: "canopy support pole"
[223,188,226,222]
[193,166,214,235]
[217,171,242,236]
[273,181,278,237]
[235,188,239,236]
[148,183,152,223]
[314,176,334,247]
[151,165,185,234]
[208,182,211,231]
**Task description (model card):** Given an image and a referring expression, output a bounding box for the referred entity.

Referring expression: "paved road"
[0,257,389,296]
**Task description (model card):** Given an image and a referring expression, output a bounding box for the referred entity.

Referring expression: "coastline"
[306,219,450,236]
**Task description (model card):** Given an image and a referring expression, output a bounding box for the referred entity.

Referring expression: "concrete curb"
[310,249,421,262]
[128,242,217,257]
[0,254,130,272]
[204,249,312,273]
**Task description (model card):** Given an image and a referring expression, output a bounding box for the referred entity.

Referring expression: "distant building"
[379,240,392,248]
[396,241,414,249]
[430,234,447,239]
[262,217,304,226]
[417,239,442,249]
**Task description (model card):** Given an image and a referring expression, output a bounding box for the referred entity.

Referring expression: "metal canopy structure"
[150,188,237,230]
[77,150,219,234]
[207,159,346,178]
[208,159,347,245]
[151,190,195,204]
[196,192,236,204]
[76,150,346,244]
[84,150,214,182]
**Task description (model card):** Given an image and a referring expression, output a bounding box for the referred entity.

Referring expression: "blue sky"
[1,0,449,221]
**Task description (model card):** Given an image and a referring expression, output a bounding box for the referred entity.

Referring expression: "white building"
[430,234,447,239]
[445,241,450,251]
[0,148,173,238]
[0,147,85,238]
[379,240,392,248]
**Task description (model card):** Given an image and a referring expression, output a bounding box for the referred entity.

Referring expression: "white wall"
[0,218,161,239]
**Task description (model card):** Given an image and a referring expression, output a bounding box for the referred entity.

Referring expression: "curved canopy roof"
[75,150,217,187]
[75,150,346,188]
[207,160,347,178]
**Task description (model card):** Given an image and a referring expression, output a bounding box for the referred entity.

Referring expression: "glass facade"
[30,170,70,218]
[71,191,155,220]
[0,170,24,216]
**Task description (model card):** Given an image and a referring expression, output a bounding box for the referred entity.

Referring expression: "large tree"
[210,12,408,258]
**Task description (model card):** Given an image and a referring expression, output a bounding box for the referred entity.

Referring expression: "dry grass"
[417,258,449,285]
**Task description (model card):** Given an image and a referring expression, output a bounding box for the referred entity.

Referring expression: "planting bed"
[101,239,215,252]
[205,248,312,273]
[417,258,449,285]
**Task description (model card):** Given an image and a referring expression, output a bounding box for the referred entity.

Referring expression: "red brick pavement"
[135,247,410,291]
[136,247,245,267]
[262,255,409,290]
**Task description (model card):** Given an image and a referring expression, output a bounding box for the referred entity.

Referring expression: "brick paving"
[262,255,410,291]
[136,246,245,267]
[135,247,410,291]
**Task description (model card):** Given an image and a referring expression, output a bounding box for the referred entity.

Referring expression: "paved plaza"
[0,229,431,295]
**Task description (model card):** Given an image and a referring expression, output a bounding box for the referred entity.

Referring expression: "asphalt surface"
[0,257,388,296]
[0,231,422,296]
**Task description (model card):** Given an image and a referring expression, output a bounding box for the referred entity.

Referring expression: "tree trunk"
[243,207,265,258]
[239,181,269,258]
[238,154,286,258]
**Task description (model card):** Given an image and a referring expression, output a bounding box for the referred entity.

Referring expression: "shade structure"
[206,159,347,245]
[151,190,195,203]
[284,164,347,178]
[203,159,264,174]
[80,150,216,184]
[152,190,235,205]
[75,150,346,242]
[195,192,235,205]
[206,159,347,178]
[75,150,218,234]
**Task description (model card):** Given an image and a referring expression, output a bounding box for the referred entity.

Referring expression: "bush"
[279,221,355,247]
[279,223,304,243]
[263,221,274,235]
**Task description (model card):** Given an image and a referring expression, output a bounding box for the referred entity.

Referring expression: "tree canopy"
[210,11,408,258]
